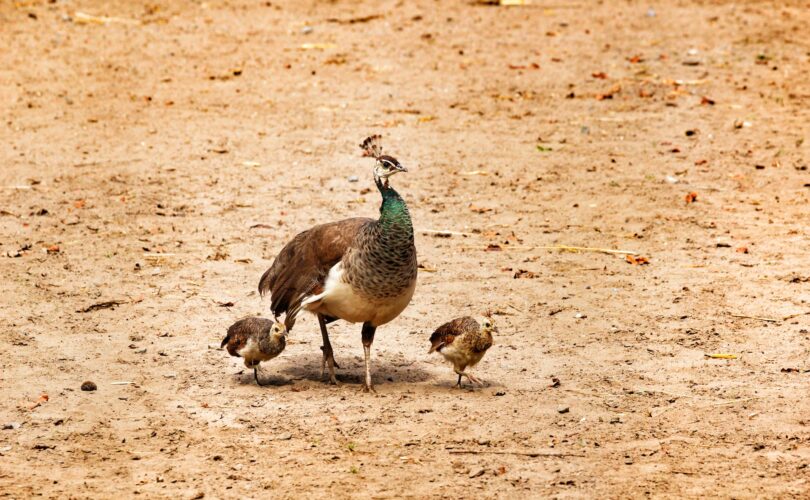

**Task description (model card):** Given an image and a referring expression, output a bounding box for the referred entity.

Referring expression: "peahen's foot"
[320,346,340,385]
[466,373,485,386]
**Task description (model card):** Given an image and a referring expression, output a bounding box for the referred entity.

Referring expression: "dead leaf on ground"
[684,192,698,204]
[596,84,621,100]
[736,247,749,254]
[591,72,608,79]
[625,255,650,265]
[46,245,60,254]
[486,244,502,251]
[218,301,234,308]
[29,393,49,410]
[513,269,538,279]
[74,199,86,209]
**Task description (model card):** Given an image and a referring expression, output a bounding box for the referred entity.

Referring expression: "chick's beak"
[398,164,408,173]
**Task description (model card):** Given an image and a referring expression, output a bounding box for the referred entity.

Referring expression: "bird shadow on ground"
[246,352,436,385]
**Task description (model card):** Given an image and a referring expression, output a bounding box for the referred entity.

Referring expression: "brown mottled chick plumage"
[429,316,496,387]
[222,317,287,386]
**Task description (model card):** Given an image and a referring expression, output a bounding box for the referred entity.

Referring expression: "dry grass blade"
[448,449,585,457]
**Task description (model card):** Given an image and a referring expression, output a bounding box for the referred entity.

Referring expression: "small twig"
[419,229,474,237]
[77,300,125,313]
[448,449,585,458]
[536,245,639,255]
[729,313,780,323]
[506,303,525,313]
[703,397,759,407]
[461,245,639,255]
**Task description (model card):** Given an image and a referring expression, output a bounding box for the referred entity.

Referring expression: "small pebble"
[477,438,491,446]
[81,381,97,392]
[3,423,21,430]
[347,175,359,183]
[469,468,486,479]
[557,406,570,414]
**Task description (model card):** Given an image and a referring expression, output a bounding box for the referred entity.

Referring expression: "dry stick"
[461,245,639,255]
[448,449,585,458]
[728,313,780,323]
[419,229,474,237]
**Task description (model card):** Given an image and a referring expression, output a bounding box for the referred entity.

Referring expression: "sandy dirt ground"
[1,0,809,497]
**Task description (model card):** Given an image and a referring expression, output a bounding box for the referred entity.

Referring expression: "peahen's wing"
[258,217,373,328]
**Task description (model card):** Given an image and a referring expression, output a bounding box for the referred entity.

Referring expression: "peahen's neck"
[376,178,413,237]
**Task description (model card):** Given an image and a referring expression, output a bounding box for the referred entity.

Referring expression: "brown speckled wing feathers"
[429,316,479,353]
[258,218,372,328]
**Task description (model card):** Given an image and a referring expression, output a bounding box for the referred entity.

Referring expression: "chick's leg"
[254,367,268,386]
[454,367,464,388]
[318,314,339,385]
[454,366,484,387]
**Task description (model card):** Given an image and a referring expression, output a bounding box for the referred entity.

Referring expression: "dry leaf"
[30,393,49,410]
[736,247,749,254]
[46,245,60,254]
[684,192,698,204]
[486,244,502,252]
[591,72,608,79]
[513,269,538,279]
[74,199,86,209]
[625,255,650,265]
[596,84,621,100]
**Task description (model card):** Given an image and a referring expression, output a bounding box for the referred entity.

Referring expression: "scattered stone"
[469,468,486,478]
[557,406,570,414]
[81,381,97,391]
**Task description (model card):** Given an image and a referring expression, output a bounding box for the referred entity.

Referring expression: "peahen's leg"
[361,322,377,392]
[318,314,339,385]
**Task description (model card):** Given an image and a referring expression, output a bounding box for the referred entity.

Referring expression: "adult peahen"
[258,135,417,391]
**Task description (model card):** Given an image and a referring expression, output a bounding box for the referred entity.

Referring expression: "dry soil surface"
[1,0,809,498]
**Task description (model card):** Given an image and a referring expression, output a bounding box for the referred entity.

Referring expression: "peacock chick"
[222,317,287,386]
[429,316,496,387]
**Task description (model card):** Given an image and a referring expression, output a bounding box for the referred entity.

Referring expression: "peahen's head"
[360,135,407,186]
